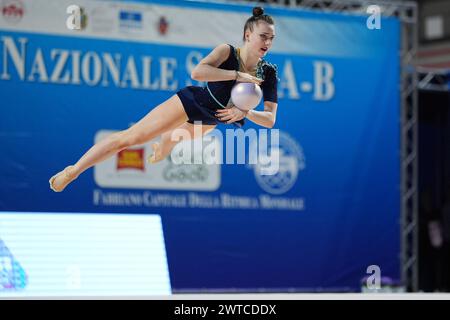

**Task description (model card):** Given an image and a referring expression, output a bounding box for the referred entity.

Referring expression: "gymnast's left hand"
[215,107,248,124]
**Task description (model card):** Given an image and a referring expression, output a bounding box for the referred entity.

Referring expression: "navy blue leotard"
[176,44,278,128]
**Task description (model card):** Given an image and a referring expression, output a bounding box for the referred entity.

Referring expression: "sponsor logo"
[252,131,305,195]
[119,10,142,30]
[157,16,169,35]
[93,130,220,191]
[1,0,24,24]
[117,148,145,171]
[163,161,209,183]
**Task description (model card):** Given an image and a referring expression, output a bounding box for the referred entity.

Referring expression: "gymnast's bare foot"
[148,143,164,164]
[49,165,78,192]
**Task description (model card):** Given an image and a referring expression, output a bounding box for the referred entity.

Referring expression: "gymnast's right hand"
[236,71,263,85]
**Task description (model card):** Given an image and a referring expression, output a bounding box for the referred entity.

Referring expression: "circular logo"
[2,0,24,24]
[252,131,305,195]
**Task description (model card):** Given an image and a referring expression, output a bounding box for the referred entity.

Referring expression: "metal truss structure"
[417,67,450,92]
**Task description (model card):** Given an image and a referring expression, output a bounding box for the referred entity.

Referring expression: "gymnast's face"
[245,21,275,57]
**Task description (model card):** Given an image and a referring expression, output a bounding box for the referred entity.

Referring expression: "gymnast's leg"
[49,94,188,192]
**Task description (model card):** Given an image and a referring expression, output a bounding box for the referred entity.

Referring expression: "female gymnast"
[49,6,278,192]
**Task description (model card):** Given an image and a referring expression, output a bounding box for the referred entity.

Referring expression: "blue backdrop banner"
[0,0,400,292]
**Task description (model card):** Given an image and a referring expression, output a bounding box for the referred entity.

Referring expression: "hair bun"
[252,7,264,17]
